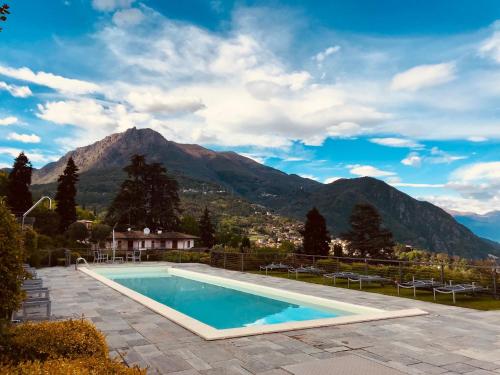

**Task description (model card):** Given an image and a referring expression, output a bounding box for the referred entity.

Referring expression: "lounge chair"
[323,272,360,286]
[14,297,51,321]
[347,274,391,289]
[433,282,485,304]
[23,287,50,300]
[93,249,109,263]
[260,263,290,275]
[397,277,443,297]
[22,278,43,288]
[288,265,325,279]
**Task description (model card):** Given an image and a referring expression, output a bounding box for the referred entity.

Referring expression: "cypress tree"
[342,203,395,259]
[55,157,79,232]
[301,207,331,256]
[106,155,180,231]
[199,207,215,248]
[6,152,33,215]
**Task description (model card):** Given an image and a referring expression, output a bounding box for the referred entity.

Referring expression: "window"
[151,240,155,249]
[117,241,122,249]
[187,240,191,248]
[160,240,165,248]
[141,240,145,248]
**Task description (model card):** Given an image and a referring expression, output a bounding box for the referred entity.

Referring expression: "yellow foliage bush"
[2,319,108,363]
[0,357,147,375]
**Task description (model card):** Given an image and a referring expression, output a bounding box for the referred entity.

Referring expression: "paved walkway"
[38,263,500,375]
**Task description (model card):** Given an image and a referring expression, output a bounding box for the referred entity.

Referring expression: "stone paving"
[38,263,500,375]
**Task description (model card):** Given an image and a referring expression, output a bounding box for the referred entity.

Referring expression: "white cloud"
[91,0,134,11]
[7,132,41,143]
[401,152,422,167]
[467,136,488,142]
[424,195,498,215]
[391,182,445,188]
[0,116,18,126]
[370,137,422,148]
[324,176,342,184]
[313,45,340,65]
[0,81,32,98]
[0,65,100,95]
[348,164,396,177]
[112,8,144,27]
[125,89,205,114]
[390,62,456,92]
[240,153,266,164]
[0,147,57,164]
[299,174,319,181]
[427,147,467,164]
[479,31,500,63]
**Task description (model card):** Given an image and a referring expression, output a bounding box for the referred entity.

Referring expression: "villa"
[105,230,198,250]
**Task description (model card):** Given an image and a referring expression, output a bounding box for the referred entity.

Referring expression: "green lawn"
[250,271,500,311]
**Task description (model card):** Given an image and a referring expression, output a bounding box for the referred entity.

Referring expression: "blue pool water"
[103,272,352,329]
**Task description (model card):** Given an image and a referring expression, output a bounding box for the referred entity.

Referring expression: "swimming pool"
[80,265,426,340]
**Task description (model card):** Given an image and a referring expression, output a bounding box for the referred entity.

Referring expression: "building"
[106,230,199,250]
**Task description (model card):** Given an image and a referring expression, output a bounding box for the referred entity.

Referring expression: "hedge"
[1,320,108,363]
[0,320,146,374]
[0,357,146,375]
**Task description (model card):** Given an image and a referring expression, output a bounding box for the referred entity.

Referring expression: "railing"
[208,251,499,297]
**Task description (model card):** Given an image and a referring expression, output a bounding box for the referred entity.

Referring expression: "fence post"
[398,261,403,282]
[241,253,244,272]
[364,258,368,274]
[223,253,227,269]
[493,269,498,298]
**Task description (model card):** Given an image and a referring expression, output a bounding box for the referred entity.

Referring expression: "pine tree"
[106,155,180,231]
[301,207,331,255]
[199,207,215,248]
[6,152,33,215]
[55,157,79,232]
[342,203,395,259]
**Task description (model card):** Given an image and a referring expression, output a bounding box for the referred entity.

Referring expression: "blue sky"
[0,0,499,214]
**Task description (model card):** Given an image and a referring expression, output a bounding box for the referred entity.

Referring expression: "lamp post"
[112,223,118,262]
[22,196,52,230]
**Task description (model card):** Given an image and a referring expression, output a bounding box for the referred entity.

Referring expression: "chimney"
[157,230,162,234]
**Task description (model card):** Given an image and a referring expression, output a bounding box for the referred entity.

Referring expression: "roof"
[109,231,199,240]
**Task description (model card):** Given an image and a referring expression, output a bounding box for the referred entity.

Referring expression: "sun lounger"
[22,278,43,288]
[288,265,325,279]
[14,297,51,321]
[23,287,50,300]
[323,272,360,285]
[433,282,485,304]
[260,263,291,275]
[397,277,443,297]
[347,274,391,289]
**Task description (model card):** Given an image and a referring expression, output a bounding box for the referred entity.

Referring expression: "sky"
[0,0,499,215]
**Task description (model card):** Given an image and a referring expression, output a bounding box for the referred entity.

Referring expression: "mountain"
[31,127,499,258]
[453,211,500,243]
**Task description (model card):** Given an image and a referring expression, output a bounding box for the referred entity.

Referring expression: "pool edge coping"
[79,265,428,340]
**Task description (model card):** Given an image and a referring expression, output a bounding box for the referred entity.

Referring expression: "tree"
[106,155,180,231]
[0,202,26,332]
[342,203,395,259]
[66,222,89,242]
[32,206,60,237]
[240,236,251,252]
[301,207,330,256]
[180,215,200,236]
[0,3,10,32]
[199,207,215,248]
[333,243,343,257]
[6,152,33,215]
[90,223,111,247]
[0,170,8,198]
[55,157,79,232]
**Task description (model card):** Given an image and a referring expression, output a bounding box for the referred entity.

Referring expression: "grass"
[250,271,500,311]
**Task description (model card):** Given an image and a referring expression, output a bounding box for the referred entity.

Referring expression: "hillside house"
[106,230,198,250]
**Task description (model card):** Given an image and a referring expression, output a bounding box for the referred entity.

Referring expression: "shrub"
[66,222,89,242]
[24,228,40,268]
[2,320,108,363]
[0,357,146,375]
[0,203,26,332]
